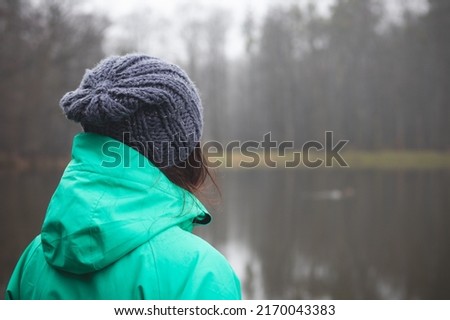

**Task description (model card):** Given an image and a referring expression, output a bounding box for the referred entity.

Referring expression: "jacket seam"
[148,241,162,299]
[89,189,107,271]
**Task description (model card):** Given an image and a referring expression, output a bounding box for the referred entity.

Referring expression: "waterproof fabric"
[6,133,241,299]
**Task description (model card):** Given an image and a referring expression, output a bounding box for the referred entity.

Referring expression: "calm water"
[1,168,449,299]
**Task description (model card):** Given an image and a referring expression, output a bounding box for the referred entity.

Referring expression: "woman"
[6,54,241,299]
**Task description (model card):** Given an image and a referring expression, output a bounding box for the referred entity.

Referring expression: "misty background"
[1,0,449,299]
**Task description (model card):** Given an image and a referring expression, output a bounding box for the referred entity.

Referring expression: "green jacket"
[6,133,241,299]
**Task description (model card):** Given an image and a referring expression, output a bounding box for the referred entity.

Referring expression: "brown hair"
[160,144,220,199]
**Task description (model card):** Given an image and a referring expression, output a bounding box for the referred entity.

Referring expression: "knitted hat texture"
[60,54,203,167]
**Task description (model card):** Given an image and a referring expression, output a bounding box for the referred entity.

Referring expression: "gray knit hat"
[60,54,203,167]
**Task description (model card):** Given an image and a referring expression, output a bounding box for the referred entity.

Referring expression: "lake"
[1,168,449,299]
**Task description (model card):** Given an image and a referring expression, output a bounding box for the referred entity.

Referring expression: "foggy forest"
[1,0,449,161]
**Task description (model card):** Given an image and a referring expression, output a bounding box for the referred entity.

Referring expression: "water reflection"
[1,168,449,299]
[198,169,450,299]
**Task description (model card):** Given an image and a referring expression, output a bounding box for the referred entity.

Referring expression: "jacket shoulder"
[5,236,42,299]
[147,227,241,300]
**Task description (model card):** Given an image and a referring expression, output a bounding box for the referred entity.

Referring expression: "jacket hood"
[41,133,210,275]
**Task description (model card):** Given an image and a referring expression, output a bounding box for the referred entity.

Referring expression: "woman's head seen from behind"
[59,54,211,194]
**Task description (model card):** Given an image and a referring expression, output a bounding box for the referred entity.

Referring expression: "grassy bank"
[1,150,450,172]
[338,151,450,169]
[211,150,450,170]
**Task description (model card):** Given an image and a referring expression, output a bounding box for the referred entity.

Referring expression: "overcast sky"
[80,0,336,60]
[80,0,427,61]
[83,0,333,20]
